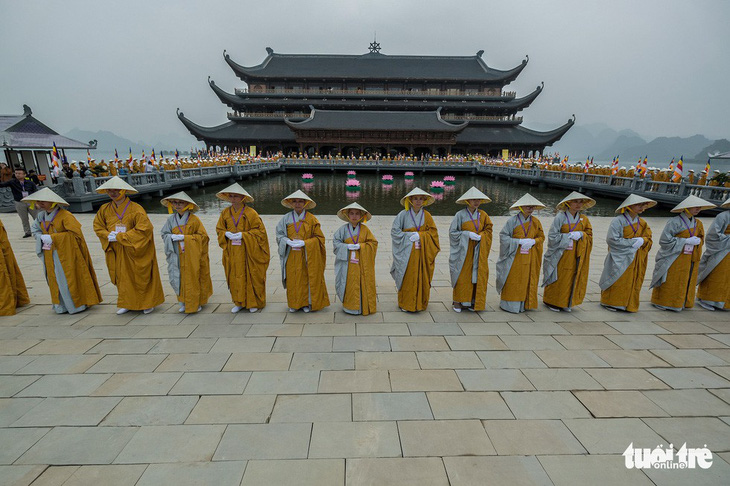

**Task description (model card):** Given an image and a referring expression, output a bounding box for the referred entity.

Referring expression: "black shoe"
[23,233,31,238]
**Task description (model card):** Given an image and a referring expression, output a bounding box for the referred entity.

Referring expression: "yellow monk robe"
[396,210,440,312]
[93,198,165,310]
[216,205,269,309]
[600,220,652,312]
[0,219,30,315]
[500,217,545,311]
[336,224,378,315]
[452,210,493,311]
[543,216,593,309]
[164,213,213,312]
[697,222,730,309]
[280,211,330,311]
[37,209,102,309]
[651,221,705,310]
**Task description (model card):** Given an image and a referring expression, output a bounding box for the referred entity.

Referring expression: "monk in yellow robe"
[215,183,269,313]
[0,218,30,315]
[542,191,594,312]
[697,199,730,310]
[391,187,440,312]
[650,195,714,311]
[25,188,101,314]
[275,190,330,312]
[160,191,213,314]
[495,194,546,313]
[599,195,655,312]
[333,202,378,315]
[92,176,165,315]
[449,187,493,312]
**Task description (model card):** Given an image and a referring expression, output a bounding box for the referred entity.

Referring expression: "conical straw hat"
[556,191,596,211]
[160,191,200,212]
[615,194,657,213]
[281,189,316,209]
[456,186,492,204]
[400,187,435,207]
[721,199,730,209]
[216,183,254,203]
[670,195,716,213]
[21,187,69,207]
[337,202,372,222]
[95,176,138,194]
[510,193,546,210]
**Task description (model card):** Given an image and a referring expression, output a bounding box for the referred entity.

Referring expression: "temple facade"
[178,44,574,158]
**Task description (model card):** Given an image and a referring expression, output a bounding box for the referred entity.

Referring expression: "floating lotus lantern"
[302,173,314,182]
[404,171,414,180]
[345,178,361,191]
[347,170,357,179]
[444,175,456,185]
[382,174,394,185]
[430,180,445,193]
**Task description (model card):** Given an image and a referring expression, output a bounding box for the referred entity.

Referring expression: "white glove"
[226,232,242,240]
[225,231,235,240]
[569,231,582,240]
[40,234,52,245]
[631,237,644,249]
[108,232,117,242]
[518,238,535,248]
[409,232,420,242]
[686,236,701,246]
[347,243,360,251]
[468,231,482,241]
[171,234,185,242]
[290,239,305,248]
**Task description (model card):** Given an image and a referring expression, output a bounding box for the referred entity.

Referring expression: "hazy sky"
[1,0,728,146]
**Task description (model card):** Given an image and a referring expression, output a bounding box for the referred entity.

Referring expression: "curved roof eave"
[476,55,528,84]
[208,78,240,108]
[518,115,575,143]
[177,108,236,141]
[506,82,543,110]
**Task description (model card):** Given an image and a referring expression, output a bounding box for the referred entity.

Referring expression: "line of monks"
[1,176,729,317]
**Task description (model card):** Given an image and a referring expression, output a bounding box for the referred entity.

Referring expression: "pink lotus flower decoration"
[405,171,414,177]
[382,174,394,181]
[302,173,314,180]
[345,179,361,187]
[430,181,445,188]
[347,170,357,176]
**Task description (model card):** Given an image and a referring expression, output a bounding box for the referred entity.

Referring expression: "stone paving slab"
[2,213,730,483]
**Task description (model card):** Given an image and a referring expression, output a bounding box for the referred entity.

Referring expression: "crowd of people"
[2,177,729,318]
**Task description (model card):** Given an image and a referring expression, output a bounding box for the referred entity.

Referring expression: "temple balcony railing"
[234,87,516,99]
[228,112,308,119]
[441,114,523,122]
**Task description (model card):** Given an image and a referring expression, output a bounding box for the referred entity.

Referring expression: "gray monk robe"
[449,208,493,310]
[650,215,704,311]
[697,210,730,309]
[495,214,544,313]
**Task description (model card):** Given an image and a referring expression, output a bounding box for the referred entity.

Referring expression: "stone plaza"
[0,212,729,485]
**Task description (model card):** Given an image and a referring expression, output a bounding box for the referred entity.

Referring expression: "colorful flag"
[672,156,684,182]
[141,150,146,161]
[87,149,92,163]
[175,149,179,161]
[704,158,711,174]
[583,157,591,173]
[640,156,648,177]
[150,148,156,164]
[127,147,133,163]
[668,157,675,172]
[611,156,619,176]
[560,155,568,171]
[51,142,60,168]
[114,149,119,163]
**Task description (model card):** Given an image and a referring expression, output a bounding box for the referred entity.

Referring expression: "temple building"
[178,43,574,158]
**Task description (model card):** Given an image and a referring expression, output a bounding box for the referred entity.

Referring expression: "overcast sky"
[1,0,728,146]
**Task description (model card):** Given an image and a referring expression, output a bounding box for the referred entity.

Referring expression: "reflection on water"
[138,170,672,217]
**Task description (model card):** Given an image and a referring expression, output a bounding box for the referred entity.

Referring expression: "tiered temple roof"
[179,46,573,156]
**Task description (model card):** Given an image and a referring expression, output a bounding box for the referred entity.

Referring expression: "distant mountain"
[692,139,730,162]
[548,122,647,161]
[64,129,196,154]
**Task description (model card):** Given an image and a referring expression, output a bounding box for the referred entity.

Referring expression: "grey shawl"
[448,208,481,287]
[160,211,190,295]
[333,223,359,302]
[698,210,730,283]
[542,211,581,287]
[495,214,528,293]
[390,209,422,291]
[275,210,307,287]
[650,215,697,289]
[31,208,85,314]
[599,215,644,291]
